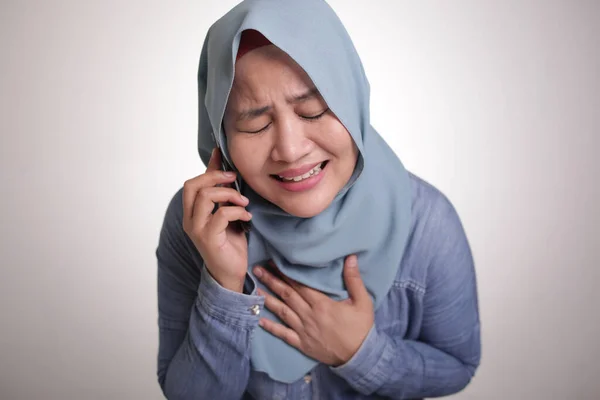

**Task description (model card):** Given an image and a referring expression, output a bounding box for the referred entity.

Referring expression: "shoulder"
[158,186,186,246]
[164,186,185,223]
[157,187,203,283]
[400,172,473,284]
[408,171,457,223]
[407,171,466,238]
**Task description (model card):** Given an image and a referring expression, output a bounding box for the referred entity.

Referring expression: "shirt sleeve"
[156,189,264,400]
[330,192,482,398]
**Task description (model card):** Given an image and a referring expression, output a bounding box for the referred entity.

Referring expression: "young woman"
[156,0,481,399]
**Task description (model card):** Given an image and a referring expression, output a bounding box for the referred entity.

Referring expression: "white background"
[1,0,599,399]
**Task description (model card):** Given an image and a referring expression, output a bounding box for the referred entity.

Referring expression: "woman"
[156,0,481,399]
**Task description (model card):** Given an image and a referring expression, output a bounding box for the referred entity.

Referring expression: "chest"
[245,279,426,399]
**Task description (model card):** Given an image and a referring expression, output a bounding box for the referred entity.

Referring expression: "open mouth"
[271,161,329,182]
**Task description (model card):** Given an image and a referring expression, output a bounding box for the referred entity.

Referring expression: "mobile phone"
[216,147,252,234]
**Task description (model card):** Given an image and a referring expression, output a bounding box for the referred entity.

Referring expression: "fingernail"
[223,171,236,178]
[348,255,358,268]
[241,195,249,203]
[254,267,262,277]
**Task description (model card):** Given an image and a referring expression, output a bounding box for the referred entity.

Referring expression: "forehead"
[229,45,316,104]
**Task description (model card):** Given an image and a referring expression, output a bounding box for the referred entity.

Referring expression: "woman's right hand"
[182,149,252,293]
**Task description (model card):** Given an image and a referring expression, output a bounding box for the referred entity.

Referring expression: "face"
[223,45,359,218]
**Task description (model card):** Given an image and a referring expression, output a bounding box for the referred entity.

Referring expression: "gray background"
[1,0,599,399]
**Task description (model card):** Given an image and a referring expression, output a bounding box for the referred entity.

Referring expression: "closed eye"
[300,108,329,121]
[243,122,272,134]
[240,108,329,133]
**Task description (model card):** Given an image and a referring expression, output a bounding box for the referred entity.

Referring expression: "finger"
[267,261,327,306]
[257,288,303,332]
[254,266,312,315]
[208,148,236,193]
[343,255,370,305]
[192,186,249,224]
[182,173,238,223]
[205,205,252,237]
[259,318,302,349]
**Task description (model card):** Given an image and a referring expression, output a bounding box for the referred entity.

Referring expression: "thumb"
[343,255,369,305]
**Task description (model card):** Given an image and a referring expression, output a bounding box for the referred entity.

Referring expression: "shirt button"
[249,305,261,315]
[303,374,312,384]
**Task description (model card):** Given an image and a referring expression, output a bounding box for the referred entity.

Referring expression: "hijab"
[196,0,411,383]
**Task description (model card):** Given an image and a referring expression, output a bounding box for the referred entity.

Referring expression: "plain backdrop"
[1,0,599,399]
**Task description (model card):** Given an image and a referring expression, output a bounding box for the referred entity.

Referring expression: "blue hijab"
[197,0,411,383]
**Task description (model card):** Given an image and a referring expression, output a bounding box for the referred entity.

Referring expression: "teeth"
[280,163,323,182]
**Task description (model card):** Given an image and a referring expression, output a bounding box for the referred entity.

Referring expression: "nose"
[270,114,313,163]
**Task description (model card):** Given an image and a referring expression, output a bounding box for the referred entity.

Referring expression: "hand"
[182,149,252,292]
[254,255,374,366]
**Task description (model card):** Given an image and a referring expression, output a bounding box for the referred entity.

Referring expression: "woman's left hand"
[253,255,374,367]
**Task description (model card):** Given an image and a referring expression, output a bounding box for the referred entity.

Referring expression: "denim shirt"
[156,172,481,399]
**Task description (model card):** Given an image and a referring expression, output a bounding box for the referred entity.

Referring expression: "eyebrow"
[235,87,321,121]
[236,105,271,121]
[289,87,320,103]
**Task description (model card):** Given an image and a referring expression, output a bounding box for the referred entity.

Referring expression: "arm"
[330,194,481,398]
[156,190,264,400]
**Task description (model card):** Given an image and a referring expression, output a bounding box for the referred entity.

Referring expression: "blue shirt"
[156,172,481,399]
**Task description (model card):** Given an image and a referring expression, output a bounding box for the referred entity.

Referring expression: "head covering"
[236,29,272,61]
[197,0,411,383]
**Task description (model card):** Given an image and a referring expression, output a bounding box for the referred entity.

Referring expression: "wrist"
[215,275,245,293]
[332,344,359,367]
[204,267,246,293]
[332,323,375,367]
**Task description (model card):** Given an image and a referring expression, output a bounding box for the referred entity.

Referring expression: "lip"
[272,162,328,192]
[273,162,324,179]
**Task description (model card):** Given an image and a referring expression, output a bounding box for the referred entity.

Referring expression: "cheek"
[227,136,266,176]
[318,120,357,158]
[227,138,247,170]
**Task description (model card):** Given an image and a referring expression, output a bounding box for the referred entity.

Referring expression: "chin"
[275,194,333,218]
[280,203,328,218]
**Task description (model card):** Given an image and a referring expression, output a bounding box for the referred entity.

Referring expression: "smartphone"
[215,145,252,234]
